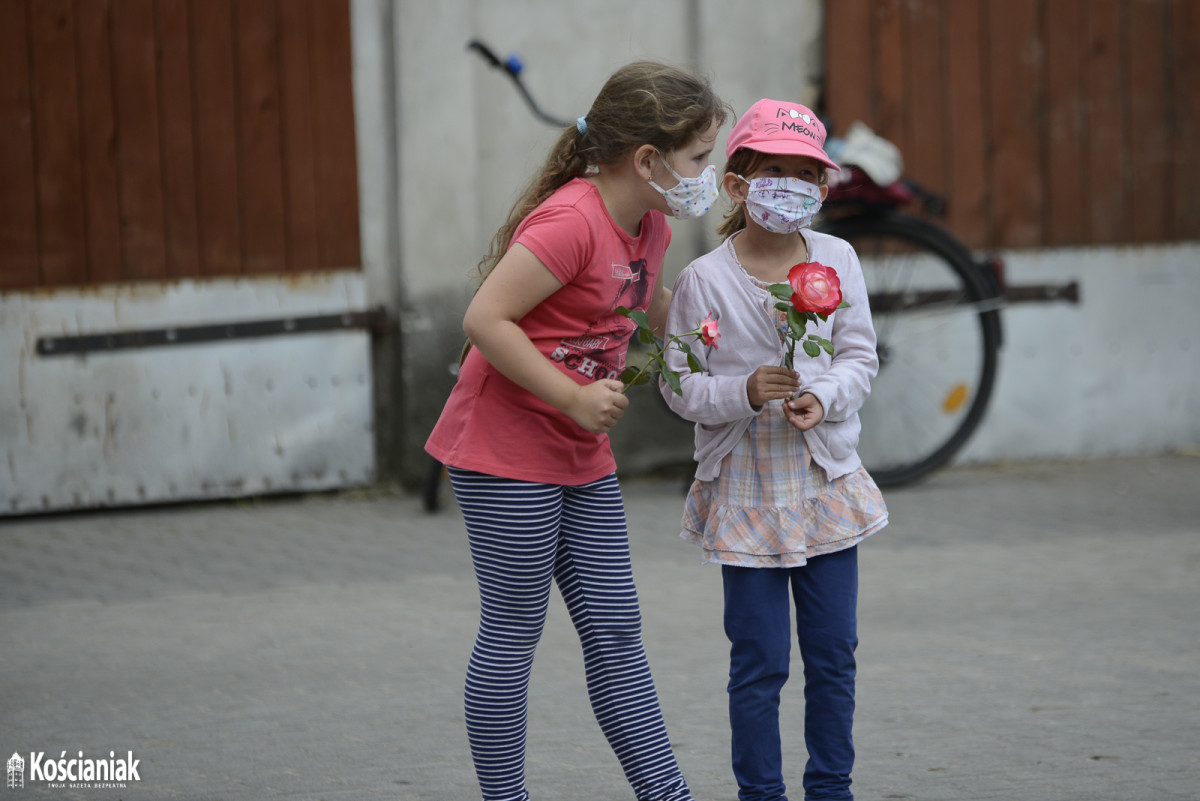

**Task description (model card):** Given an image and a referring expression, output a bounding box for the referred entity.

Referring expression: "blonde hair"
[716,149,829,240]
[474,61,730,285]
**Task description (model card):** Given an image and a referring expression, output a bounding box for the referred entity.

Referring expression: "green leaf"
[837,300,851,309]
[774,301,792,313]
[620,366,641,384]
[620,307,651,329]
[787,306,807,339]
[639,327,657,345]
[768,282,794,301]
[802,340,820,358]
[676,339,694,355]
[663,368,682,396]
[686,353,703,373]
[820,338,834,355]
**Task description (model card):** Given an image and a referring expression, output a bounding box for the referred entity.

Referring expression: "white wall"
[0,273,376,515]
[959,243,1200,466]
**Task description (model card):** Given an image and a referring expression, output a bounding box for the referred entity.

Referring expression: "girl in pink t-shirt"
[425,62,728,801]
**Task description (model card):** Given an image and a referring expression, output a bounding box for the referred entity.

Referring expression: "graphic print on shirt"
[549,257,652,382]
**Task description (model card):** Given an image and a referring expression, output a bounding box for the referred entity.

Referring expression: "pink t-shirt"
[425,179,671,485]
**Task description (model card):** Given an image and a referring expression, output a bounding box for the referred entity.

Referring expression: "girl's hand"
[784,392,824,431]
[566,379,630,434]
[746,366,801,408]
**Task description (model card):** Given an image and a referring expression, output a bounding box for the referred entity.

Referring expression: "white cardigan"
[660,230,879,481]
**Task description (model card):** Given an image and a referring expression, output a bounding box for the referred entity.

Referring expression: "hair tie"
[576,116,588,135]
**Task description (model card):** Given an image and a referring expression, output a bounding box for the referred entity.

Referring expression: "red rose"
[788,261,842,317]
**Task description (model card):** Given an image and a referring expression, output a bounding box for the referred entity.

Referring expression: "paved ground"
[2,454,1198,801]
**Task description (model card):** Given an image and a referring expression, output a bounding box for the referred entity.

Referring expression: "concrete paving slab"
[2,455,1198,800]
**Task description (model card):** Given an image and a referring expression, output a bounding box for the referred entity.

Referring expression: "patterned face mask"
[650,159,719,220]
[739,175,823,233]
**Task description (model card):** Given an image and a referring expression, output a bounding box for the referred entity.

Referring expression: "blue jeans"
[722,547,859,801]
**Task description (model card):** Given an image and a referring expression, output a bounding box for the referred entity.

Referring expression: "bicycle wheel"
[817,211,1001,486]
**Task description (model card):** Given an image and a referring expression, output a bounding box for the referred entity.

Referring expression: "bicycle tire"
[816,211,1001,486]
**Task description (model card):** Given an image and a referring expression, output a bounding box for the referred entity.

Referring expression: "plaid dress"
[680,405,887,567]
[680,270,888,567]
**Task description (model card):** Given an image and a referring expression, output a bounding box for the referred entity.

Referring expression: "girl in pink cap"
[426,62,729,801]
[660,98,889,801]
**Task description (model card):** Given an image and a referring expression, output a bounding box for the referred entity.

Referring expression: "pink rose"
[699,314,721,348]
[788,261,842,317]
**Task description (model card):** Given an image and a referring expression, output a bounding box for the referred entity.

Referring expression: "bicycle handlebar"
[467,39,572,129]
[467,40,506,72]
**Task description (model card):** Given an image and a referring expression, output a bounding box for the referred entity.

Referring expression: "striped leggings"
[449,468,692,801]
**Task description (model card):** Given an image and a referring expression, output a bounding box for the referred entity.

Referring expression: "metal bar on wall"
[35,306,392,357]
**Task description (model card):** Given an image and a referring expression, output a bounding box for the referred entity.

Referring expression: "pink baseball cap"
[726,98,840,170]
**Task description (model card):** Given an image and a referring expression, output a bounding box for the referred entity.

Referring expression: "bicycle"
[422,42,1077,510]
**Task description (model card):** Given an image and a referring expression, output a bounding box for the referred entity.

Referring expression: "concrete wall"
[960,244,1200,466]
[351,0,1200,487]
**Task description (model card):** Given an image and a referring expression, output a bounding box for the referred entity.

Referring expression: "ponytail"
[474,125,590,285]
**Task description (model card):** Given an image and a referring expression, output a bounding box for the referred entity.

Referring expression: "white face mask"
[739,175,823,233]
[650,159,719,220]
